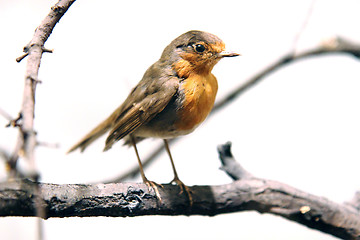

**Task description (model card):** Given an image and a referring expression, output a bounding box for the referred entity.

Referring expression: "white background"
[0,0,360,239]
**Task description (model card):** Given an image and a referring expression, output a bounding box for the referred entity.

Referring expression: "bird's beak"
[218,51,241,58]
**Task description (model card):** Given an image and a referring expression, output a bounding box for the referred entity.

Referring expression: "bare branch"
[1,143,360,239]
[9,2,77,239]
[13,0,76,177]
[1,169,359,239]
[0,108,14,122]
[213,36,360,113]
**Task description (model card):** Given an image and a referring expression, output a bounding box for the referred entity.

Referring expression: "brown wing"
[67,61,179,153]
[104,79,178,151]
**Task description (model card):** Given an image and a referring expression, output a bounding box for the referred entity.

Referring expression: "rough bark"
[1,143,359,240]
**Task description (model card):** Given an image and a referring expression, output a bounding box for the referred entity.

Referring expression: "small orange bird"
[68,30,239,203]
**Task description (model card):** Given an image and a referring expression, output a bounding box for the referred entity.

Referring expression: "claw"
[144,179,163,203]
[170,177,193,206]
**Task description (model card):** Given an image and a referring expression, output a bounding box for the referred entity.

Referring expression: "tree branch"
[212,36,360,114]
[11,0,76,179]
[217,142,253,180]
[1,143,359,239]
[7,2,77,237]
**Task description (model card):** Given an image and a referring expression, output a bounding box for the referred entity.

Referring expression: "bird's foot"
[143,179,163,203]
[170,177,193,206]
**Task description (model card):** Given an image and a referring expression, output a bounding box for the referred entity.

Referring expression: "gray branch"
[1,143,359,239]
[11,0,76,179]
[2,1,360,239]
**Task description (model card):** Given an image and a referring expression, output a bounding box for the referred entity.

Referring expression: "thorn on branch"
[16,53,29,63]
[51,4,67,14]
[27,76,42,84]
[16,44,53,63]
[42,48,53,54]
[5,113,22,128]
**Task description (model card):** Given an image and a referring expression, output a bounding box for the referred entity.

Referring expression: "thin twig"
[213,36,360,113]
[291,0,317,52]
[5,113,22,128]
[16,52,29,63]
[17,48,54,63]
[0,108,14,122]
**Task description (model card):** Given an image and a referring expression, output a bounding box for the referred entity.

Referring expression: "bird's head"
[160,30,239,78]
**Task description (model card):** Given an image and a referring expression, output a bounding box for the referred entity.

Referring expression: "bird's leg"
[163,139,193,205]
[130,135,162,202]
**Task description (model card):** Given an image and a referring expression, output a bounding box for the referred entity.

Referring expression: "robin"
[68,30,239,204]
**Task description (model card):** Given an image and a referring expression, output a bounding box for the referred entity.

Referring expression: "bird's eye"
[194,44,206,53]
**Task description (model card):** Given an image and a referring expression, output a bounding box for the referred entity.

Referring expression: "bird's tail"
[67,107,121,153]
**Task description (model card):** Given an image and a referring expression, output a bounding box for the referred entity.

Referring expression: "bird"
[68,30,239,204]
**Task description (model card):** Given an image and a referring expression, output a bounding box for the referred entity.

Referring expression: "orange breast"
[175,73,218,131]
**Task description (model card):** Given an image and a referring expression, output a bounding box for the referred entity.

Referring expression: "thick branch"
[1,142,360,240]
[1,179,358,239]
